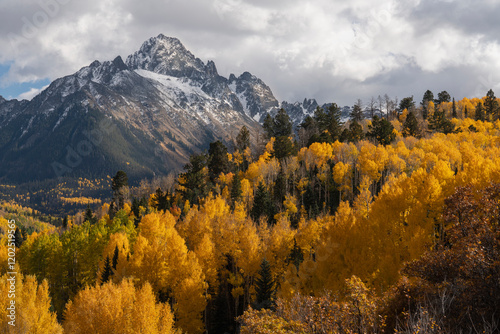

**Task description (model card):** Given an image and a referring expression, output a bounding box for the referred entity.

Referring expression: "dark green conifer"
[101,256,113,284]
[112,245,119,270]
[254,259,275,310]
[402,111,421,138]
[367,115,396,145]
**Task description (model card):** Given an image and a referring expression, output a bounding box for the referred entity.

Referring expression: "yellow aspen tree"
[98,232,131,283]
[127,212,207,333]
[63,280,176,334]
[0,273,62,334]
[353,175,373,219]
[264,216,296,280]
[333,161,352,201]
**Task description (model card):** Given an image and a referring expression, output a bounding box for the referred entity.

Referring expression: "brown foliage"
[382,184,500,332]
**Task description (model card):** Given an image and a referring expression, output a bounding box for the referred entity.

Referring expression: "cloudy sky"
[1,0,499,106]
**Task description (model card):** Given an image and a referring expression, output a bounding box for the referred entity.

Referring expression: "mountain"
[0,35,272,183]
[0,34,329,184]
[228,72,279,122]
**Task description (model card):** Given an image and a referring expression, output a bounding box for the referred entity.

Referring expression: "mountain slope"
[0,35,265,183]
[0,34,329,184]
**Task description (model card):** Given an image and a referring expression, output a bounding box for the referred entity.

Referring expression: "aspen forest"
[2,90,500,333]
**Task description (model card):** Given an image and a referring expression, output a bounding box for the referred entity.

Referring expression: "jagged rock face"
[280,98,319,127]
[0,35,262,183]
[126,34,207,80]
[0,34,330,183]
[228,72,279,122]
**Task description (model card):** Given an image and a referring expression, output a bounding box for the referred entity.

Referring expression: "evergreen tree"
[111,171,129,213]
[208,140,230,183]
[100,256,113,284]
[179,153,209,204]
[251,182,272,223]
[402,111,421,138]
[429,109,455,134]
[325,103,343,141]
[273,108,293,137]
[300,115,319,145]
[367,115,396,145]
[154,188,170,212]
[263,113,274,139]
[254,259,275,310]
[14,227,24,248]
[475,101,485,121]
[464,106,468,118]
[436,90,451,104]
[421,90,434,119]
[131,197,149,227]
[340,128,350,143]
[236,125,250,151]
[62,216,68,229]
[273,170,287,205]
[84,205,96,224]
[452,97,457,118]
[112,245,119,270]
[348,120,364,143]
[273,136,295,160]
[350,103,364,122]
[484,89,499,120]
[230,172,242,205]
[398,96,415,113]
[314,106,329,133]
[288,240,304,270]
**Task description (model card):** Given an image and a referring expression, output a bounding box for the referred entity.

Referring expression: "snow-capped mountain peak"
[126,34,207,80]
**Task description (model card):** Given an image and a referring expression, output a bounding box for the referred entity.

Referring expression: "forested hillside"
[2,90,500,333]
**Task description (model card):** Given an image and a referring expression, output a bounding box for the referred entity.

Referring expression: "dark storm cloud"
[0,0,499,104]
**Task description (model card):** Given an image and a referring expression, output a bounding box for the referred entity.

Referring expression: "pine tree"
[254,259,275,310]
[429,109,455,134]
[398,96,415,114]
[367,115,395,145]
[436,90,451,104]
[112,245,119,270]
[151,188,169,212]
[421,90,434,119]
[484,89,499,120]
[14,227,24,248]
[402,111,421,138]
[208,140,230,183]
[251,182,271,223]
[179,153,209,204]
[111,170,129,213]
[314,106,329,133]
[84,205,96,224]
[350,103,364,122]
[273,136,295,160]
[475,101,485,121]
[274,108,293,137]
[348,120,364,143]
[236,125,251,151]
[452,97,457,118]
[288,240,304,270]
[231,172,242,205]
[263,113,274,138]
[62,216,68,229]
[326,103,343,141]
[101,256,113,284]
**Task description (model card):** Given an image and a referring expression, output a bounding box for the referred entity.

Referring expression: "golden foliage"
[0,273,62,334]
[63,280,176,334]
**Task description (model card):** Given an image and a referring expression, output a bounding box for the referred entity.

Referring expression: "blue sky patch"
[0,63,51,100]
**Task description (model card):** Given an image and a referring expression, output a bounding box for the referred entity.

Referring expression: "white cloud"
[1,0,500,105]
[17,84,49,100]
